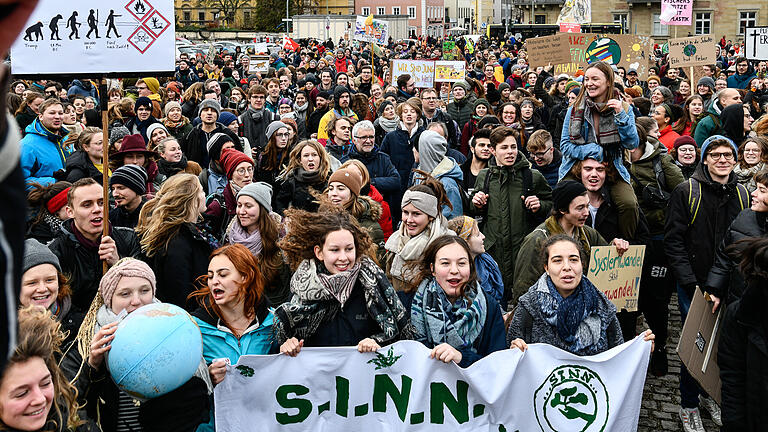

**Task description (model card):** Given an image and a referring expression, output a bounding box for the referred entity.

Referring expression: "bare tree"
[196,0,251,27]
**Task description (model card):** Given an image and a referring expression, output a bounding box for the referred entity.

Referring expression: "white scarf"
[384,216,454,281]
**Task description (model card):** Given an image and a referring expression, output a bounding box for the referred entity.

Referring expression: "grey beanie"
[145,123,168,141]
[237,181,273,213]
[452,81,470,92]
[265,120,288,142]
[417,130,448,174]
[198,99,221,117]
[23,239,61,275]
[110,125,130,145]
[654,85,673,102]
[163,101,182,116]
[697,76,716,91]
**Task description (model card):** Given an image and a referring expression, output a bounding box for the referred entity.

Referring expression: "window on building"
[393,6,400,15]
[534,14,545,24]
[613,13,628,33]
[652,13,668,36]
[408,7,417,19]
[739,11,756,35]
[362,7,370,16]
[445,7,450,20]
[377,7,385,15]
[183,11,190,22]
[694,12,711,35]
[198,11,205,22]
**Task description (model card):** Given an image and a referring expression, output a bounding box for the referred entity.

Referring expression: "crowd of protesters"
[4,31,768,432]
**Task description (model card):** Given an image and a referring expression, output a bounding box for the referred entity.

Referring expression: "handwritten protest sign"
[588,245,645,312]
[391,59,435,88]
[526,34,570,69]
[668,35,715,68]
[660,0,693,26]
[554,33,652,78]
[354,15,388,45]
[434,61,466,82]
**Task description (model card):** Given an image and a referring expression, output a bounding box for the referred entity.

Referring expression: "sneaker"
[679,407,706,432]
[650,347,668,377]
[699,395,722,426]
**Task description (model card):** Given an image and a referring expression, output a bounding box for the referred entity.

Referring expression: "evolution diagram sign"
[214,338,651,431]
[11,0,175,75]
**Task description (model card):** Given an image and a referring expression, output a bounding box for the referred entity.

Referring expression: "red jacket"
[658,124,681,151]
[334,56,350,73]
[368,185,393,240]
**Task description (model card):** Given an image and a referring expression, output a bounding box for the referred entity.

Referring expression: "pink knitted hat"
[99,258,157,308]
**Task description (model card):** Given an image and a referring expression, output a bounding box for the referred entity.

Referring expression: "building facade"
[356,0,445,37]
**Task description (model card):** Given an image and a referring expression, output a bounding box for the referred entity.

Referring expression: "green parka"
[629,142,685,235]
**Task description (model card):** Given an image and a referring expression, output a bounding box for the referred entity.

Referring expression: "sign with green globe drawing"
[585,38,622,65]
[534,365,609,432]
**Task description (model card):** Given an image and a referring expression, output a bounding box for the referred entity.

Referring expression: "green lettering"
[373,374,412,421]
[355,403,369,416]
[473,404,485,418]
[275,385,312,425]
[335,376,349,417]
[410,412,425,424]
[430,381,469,424]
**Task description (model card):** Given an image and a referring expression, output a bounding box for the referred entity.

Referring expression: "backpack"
[630,154,670,209]
[686,178,749,225]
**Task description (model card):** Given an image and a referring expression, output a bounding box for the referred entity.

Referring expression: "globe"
[586,38,622,65]
[107,303,203,399]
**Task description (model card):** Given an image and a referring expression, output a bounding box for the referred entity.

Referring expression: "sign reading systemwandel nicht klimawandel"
[214,337,651,431]
[10,0,175,75]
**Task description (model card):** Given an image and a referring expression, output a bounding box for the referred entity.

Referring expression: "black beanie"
[333,85,350,102]
[109,164,148,196]
[552,180,587,213]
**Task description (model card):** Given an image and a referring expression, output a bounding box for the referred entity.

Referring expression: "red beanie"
[673,135,697,151]
[220,148,254,180]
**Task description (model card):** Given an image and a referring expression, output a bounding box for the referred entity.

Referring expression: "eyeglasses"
[422,97,438,101]
[136,86,148,90]
[531,148,552,159]
[355,135,375,141]
[235,166,254,176]
[275,132,291,138]
[707,152,735,161]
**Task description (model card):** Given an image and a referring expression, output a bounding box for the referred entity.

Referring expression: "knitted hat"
[377,100,395,116]
[281,118,298,135]
[109,164,148,196]
[110,134,158,160]
[198,99,221,117]
[333,85,350,102]
[316,90,331,100]
[206,132,235,163]
[23,238,61,275]
[452,81,470,92]
[141,77,160,94]
[278,98,292,107]
[564,81,581,95]
[473,98,492,112]
[697,76,716,91]
[237,181,273,213]
[163,101,182,117]
[647,75,661,84]
[701,135,738,159]
[99,258,156,309]
[166,81,181,95]
[220,148,254,180]
[110,125,130,145]
[477,115,501,129]
[218,111,238,126]
[328,168,362,196]
[552,180,587,214]
[134,96,153,113]
[266,120,288,142]
[543,76,556,89]
[145,123,168,141]
[673,135,697,152]
[497,82,510,93]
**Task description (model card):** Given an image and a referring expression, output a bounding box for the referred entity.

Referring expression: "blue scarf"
[411,278,487,354]
[474,253,504,304]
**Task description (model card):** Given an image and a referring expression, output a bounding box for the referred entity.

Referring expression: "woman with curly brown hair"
[275,208,413,356]
[274,139,330,214]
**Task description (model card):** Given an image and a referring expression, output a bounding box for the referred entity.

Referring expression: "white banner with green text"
[214,336,651,431]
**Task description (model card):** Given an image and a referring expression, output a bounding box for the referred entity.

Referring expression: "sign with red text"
[559,23,581,33]
[391,59,435,88]
[588,245,646,312]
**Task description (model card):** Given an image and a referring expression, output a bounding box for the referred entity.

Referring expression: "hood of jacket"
[25,118,69,143]
[431,156,463,182]
[358,195,383,221]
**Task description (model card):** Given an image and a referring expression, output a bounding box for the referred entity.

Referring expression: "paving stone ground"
[636,295,719,432]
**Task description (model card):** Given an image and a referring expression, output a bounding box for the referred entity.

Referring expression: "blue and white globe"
[107,303,203,399]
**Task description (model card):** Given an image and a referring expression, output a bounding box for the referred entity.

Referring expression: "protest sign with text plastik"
[391,60,435,88]
[588,245,646,312]
[215,338,651,431]
[744,27,768,60]
[660,0,693,26]
[668,35,715,68]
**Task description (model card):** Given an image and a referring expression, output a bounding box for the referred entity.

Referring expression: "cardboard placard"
[587,245,645,312]
[434,61,466,82]
[676,289,723,404]
[745,27,768,60]
[553,33,653,79]
[353,15,388,45]
[668,35,716,68]
[12,0,175,75]
[391,59,435,88]
[526,34,570,69]
[248,56,270,74]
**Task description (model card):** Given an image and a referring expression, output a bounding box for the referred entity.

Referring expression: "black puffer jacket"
[48,220,141,310]
[718,283,768,432]
[63,150,104,184]
[274,169,328,215]
[664,165,750,297]
[705,209,767,303]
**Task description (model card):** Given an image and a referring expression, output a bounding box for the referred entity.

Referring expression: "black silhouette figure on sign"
[106,10,121,38]
[86,9,99,39]
[67,11,81,39]
[134,0,147,14]
[49,14,63,40]
[23,22,44,41]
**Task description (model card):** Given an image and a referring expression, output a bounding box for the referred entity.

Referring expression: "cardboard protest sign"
[668,35,715,68]
[676,289,723,404]
[588,245,645,312]
[526,34,570,69]
[434,61,466,82]
[391,59,435,88]
[12,0,175,75]
[554,33,653,78]
[353,15,388,45]
[745,27,768,60]
[660,0,693,26]
[248,56,270,74]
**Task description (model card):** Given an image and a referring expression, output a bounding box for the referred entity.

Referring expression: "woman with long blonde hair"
[274,139,330,214]
[136,173,219,309]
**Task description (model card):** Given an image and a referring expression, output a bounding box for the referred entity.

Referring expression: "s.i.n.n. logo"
[534,365,609,432]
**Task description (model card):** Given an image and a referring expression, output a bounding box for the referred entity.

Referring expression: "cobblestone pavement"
[637,295,719,432]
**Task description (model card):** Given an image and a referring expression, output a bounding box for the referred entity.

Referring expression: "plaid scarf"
[568,90,628,162]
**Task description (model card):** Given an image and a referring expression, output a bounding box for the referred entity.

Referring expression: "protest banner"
[442,41,456,60]
[391,60,435,88]
[554,33,653,78]
[249,56,271,74]
[744,27,768,60]
[560,23,581,33]
[557,0,591,25]
[660,0,693,26]
[354,15,389,45]
[588,245,646,312]
[215,338,651,431]
[668,35,715,68]
[525,34,570,69]
[434,61,466,82]
[11,0,175,75]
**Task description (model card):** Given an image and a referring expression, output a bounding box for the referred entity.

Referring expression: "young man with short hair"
[109,164,148,229]
[239,85,276,153]
[316,86,358,140]
[183,99,239,167]
[20,98,71,189]
[461,128,492,192]
[264,78,281,113]
[396,73,417,102]
[527,130,561,188]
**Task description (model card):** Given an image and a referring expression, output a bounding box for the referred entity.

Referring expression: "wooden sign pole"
[99,77,110,275]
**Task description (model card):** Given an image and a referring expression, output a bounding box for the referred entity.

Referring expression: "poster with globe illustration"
[668,35,715,68]
[553,33,653,78]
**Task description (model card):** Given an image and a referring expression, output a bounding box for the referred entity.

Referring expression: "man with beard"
[108,164,148,229]
[396,74,417,102]
[309,69,335,104]
[354,65,374,96]
[526,130,561,188]
[421,87,460,149]
[174,60,198,89]
[307,90,330,140]
[316,86,358,140]
[461,128,492,193]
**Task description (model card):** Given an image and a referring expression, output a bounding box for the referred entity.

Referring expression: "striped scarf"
[568,90,627,162]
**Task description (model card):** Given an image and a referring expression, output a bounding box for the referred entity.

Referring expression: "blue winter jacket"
[349,145,400,197]
[20,119,71,190]
[426,157,464,220]
[66,79,98,105]
[559,105,638,183]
